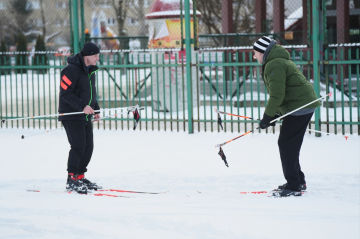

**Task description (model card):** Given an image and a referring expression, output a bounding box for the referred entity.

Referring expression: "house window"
[127,17,138,26]
[145,0,150,8]
[108,18,116,26]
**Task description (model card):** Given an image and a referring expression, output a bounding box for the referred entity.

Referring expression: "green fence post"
[80,0,85,47]
[312,0,321,136]
[184,0,193,134]
[72,0,80,54]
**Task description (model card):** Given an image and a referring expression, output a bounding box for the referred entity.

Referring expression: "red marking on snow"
[240,191,268,194]
[94,193,117,197]
[344,136,349,140]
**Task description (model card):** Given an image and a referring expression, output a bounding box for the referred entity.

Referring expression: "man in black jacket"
[58,42,102,194]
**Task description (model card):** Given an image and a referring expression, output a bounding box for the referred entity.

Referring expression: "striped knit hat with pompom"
[253,36,272,54]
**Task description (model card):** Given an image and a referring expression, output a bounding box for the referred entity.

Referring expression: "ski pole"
[215,93,332,166]
[269,92,332,123]
[1,105,141,123]
[215,108,345,139]
[21,107,144,139]
[21,127,64,139]
[215,92,332,148]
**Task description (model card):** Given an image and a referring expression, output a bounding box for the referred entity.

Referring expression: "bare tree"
[111,0,131,49]
[197,0,255,46]
[40,0,46,36]
[128,0,147,48]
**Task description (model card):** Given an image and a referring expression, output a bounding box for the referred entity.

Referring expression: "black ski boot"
[272,189,302,197]
[275,183,306,191]
[77,174,103,190]
[66,173,87,194]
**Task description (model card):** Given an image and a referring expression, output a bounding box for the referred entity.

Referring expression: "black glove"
[269,113,280,126]
[259,113,277,129]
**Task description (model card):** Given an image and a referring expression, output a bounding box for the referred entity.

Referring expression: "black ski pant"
[278,112,313,191]
[62,120,94,175]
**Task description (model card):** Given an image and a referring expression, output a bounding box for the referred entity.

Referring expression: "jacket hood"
[67,53,98,73]
[264,44,290,64]
[67,53,88,73]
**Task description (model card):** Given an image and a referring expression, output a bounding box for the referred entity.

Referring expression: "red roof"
[150,0,182,13]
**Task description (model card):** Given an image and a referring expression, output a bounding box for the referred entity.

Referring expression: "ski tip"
[21,135,24,139]
[1,119,5,124]
[329,92,332,97]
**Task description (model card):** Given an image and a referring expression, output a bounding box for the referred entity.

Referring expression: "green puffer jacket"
[261,44,321,117]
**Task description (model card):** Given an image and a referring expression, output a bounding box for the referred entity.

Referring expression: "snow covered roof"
[285,6,303,30]
[145,10,201,19]
[146,0,201,19]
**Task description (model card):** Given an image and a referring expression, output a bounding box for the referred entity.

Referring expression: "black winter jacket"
[58,53,100,121]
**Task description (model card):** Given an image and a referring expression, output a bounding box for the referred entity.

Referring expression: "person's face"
[84,53,100,66]
[253,50,264,64]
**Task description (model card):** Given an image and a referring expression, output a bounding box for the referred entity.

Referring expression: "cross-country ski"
[27,190,131,198]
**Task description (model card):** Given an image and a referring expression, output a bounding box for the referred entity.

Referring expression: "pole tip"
[1,119,4,124]
[21,135,24,139]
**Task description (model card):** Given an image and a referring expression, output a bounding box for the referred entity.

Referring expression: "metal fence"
[1,46,359,134]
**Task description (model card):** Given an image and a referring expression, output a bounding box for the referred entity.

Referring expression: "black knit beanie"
[253,36,272,54]
[81,42,100,56]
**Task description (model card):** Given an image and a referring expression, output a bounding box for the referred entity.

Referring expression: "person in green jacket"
[253,36,321,197]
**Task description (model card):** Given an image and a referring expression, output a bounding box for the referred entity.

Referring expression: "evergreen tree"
[33,35,48,74]
[16,33,28,74]
[0,40,10,75]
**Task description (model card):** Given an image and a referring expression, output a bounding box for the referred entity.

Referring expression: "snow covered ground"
[0,128,359,239]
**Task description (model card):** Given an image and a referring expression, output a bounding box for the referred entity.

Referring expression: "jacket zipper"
[86,69,99,121]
